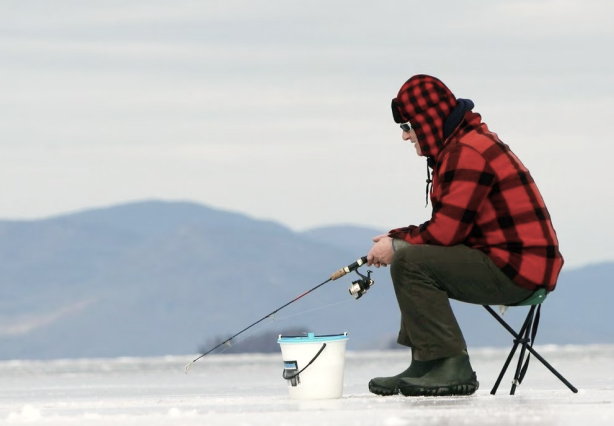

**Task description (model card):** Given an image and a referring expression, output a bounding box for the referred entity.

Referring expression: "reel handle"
[348,270,374,299]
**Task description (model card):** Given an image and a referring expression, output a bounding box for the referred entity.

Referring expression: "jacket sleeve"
[389,145,495,246]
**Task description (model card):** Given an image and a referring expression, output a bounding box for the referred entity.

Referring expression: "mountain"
[0,201,399,359]
[0,200,611,360]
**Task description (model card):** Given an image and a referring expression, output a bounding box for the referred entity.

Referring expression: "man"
[366,74,563,397]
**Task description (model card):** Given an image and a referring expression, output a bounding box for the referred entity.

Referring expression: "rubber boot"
[397,351,479,397]
[369,359,438,396]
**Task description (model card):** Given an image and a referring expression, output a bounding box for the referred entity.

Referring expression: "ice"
[6,405,42,422]
[0,345,613,425]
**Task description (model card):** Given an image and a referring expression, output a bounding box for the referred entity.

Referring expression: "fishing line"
[192,297,355,359]
[274,298,354,321]
[184,256,371,373]
[193,298,353,358]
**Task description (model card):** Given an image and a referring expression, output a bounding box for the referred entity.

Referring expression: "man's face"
[402,127,422,156]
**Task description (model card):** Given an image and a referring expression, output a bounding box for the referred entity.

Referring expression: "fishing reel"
[348,269,374,300]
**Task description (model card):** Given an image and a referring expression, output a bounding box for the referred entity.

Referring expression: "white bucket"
[277,332,349,400]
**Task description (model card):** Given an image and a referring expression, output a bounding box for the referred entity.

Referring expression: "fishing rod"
[184,256,374,373]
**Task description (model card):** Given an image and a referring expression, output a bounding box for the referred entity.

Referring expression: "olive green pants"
[391,244,534,361]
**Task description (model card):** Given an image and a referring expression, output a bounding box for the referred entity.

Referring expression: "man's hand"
[367,234,394,267]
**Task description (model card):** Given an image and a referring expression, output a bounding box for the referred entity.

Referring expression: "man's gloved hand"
[367,234,394,268]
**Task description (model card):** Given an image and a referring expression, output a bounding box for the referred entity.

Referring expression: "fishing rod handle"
[330,256,368,280]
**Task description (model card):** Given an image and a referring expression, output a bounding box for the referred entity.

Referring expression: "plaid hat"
[391,75,457,160]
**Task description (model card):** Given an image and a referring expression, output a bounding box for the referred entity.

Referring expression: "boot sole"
[368,380,399,396]
[398,380,479,397]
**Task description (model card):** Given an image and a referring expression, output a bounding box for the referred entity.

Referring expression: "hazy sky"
[1,0,612,268]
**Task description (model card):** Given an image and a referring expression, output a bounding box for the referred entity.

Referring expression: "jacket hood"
[392,74,463,161]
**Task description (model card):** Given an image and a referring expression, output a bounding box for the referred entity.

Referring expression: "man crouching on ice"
[366,74,563,397]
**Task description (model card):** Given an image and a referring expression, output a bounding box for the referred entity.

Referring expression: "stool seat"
[511,288,547,306]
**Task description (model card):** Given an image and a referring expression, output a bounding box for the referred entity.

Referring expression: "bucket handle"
[282,343,327,380]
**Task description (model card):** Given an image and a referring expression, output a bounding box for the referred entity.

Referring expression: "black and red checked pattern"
[389,76,563,291]
[392,75,456,158]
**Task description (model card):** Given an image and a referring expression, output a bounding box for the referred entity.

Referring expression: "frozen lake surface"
[1,345,612,425]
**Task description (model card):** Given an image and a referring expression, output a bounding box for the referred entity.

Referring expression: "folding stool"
[483,288,578,395]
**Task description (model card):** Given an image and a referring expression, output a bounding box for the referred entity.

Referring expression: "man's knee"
[392,244,432,267]
[391,245,428,283]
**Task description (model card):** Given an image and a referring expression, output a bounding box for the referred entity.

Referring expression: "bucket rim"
[277,332,348,343]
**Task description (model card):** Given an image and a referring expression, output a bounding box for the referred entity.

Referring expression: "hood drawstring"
[425,159,434,207]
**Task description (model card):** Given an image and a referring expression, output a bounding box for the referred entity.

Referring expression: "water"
[0,345,612,425]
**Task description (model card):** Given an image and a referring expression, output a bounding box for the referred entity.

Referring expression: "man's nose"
[402,131,411,141]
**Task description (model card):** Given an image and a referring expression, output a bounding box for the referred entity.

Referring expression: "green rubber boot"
[369,359,438,396]
[397,352,479,397]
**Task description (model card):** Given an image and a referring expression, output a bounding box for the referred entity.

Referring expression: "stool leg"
[518,344,578,393]
[484,305,578,394]
[484,305,531,395]
[510,306,535,395]
[490,338,520,395]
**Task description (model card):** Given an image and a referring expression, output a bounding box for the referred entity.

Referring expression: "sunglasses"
[400,121,412,133]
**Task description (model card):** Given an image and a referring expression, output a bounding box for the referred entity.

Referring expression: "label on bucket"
[284,361,300,387]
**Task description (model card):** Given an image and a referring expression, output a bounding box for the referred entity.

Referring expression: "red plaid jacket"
[390,75,563,291]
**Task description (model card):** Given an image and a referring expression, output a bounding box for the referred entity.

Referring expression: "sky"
[1,0,613,268]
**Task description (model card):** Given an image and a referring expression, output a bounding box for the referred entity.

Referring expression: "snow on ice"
[0,345,613,425]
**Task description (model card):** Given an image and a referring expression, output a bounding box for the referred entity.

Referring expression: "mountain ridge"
[0,199,611,360]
